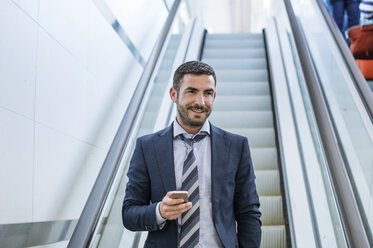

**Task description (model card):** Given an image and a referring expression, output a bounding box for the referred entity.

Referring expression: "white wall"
[186,0,269,33]
[0,0,167,224]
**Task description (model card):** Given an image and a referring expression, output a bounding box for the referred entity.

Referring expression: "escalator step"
[260,196,284,225]
[203,48,265,59]
[205,33,263,40]
[214,95,272,111]
[204,39,264,49]
[216,82,270,96]
[255,170,281,195]
[215,69,268,82]
[204,58,267,70]
[225,128,276,148]
[210,111,274,128]
[251,148,278,170]
[261,225,287,248]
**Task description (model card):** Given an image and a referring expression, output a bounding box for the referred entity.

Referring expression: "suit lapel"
[210,123,230,213]
[155,124,177,193]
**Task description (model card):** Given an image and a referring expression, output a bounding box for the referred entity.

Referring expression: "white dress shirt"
[156,120,223,247]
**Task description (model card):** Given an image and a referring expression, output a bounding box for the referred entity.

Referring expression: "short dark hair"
[173,61,216,92]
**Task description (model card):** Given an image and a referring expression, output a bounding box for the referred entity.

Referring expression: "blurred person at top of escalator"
[354,0,373,80]
[330,0,361,35]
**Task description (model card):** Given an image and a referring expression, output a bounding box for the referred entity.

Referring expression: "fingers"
[160,202,192,220]
[164,192,186,206]
[160,192,192,220]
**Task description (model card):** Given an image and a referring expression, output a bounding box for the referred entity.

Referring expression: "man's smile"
[188,106,207,114]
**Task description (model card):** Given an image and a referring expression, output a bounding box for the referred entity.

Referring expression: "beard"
[176,100,212,128]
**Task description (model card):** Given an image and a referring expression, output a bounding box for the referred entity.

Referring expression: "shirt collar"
[173,119,210,139]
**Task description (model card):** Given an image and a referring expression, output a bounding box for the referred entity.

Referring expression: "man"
[122,61,261,247]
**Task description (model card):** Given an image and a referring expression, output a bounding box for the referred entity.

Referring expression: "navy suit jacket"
[122,123,261,248]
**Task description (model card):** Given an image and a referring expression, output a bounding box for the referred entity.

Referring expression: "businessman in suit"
[122,61,261,247]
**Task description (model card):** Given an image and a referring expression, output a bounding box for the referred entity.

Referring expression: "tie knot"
[180,134,207,147]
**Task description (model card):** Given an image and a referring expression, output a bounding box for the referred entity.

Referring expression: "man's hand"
[159,192,192,220]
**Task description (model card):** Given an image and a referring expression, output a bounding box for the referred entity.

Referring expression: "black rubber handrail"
[315,0,373,121]
[283,0,370,247]
[68,1,181,247]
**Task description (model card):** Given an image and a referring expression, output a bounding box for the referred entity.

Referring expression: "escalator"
[2,0,371,247]
[66,0,373,247]
[204,33,286,247]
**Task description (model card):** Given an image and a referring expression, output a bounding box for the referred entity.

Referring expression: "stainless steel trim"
[163,0,170,12]
[265,18,317,247]
[283,0,370,247]
[93,0,146,67]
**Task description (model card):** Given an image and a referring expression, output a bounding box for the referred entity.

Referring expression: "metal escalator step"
[168,34,180,42]
[206,33,263,40]
[159,58,174,69]
[164,51,179,59]
[204,39,264,49]
[203,48,265,59]
[260,196,284,225]
[215,69,268,82]
[214,96,272,111]
[209,111,274,128]
[166,41,180,50]
[251,148,278,170]
[225,128,276,148]
[203,58,267,70]
[151,83,168,96]
[137,128,154,137]
[255,170,281,195]
[155,70,172,84]
[139,112,158,129]
[145,96,163,111]
[165,46,178,52]
[216,82,270,96]
[261,226,287,248]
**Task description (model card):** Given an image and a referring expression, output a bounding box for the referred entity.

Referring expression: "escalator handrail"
[316,0,373,121]
[67,1,182,247]
[283,0,371,247]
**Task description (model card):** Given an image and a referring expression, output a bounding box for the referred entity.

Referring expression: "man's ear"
[170,87,177,103]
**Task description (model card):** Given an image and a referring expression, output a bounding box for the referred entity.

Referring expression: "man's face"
[170,74,216,129]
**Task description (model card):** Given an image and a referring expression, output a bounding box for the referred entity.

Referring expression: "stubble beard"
[176,100,211,128]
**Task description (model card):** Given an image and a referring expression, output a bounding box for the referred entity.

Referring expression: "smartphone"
[170,191,188,202]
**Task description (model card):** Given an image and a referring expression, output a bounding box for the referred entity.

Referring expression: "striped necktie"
[179,134,206,248]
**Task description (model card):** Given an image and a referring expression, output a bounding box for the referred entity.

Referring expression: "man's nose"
[194,93,205,105]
